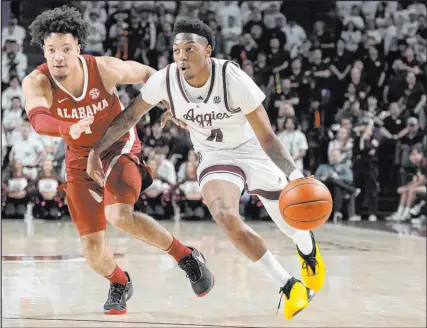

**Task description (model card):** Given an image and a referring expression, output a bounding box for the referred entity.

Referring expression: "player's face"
[173,39,211,81]
[43,33,80,81]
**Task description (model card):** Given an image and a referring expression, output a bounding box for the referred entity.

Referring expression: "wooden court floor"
[2,219,426,327]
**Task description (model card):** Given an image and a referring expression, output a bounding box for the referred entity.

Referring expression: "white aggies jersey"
[140,58,266,152]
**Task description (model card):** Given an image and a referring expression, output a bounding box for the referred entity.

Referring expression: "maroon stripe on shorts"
[247,189,281,201]
[198,165,246,185]
[166,65,176,117]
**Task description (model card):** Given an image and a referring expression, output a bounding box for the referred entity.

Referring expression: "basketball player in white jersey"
[87,19,326,320]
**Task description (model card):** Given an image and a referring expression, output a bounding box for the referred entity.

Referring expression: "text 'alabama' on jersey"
[140,58,266,152]
[36,55,140,180]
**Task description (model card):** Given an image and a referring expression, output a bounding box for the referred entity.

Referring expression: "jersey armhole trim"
[203,58,216,103]
[223,61,242,114]
[90,55,114,96]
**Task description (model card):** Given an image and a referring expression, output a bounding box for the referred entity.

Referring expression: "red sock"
[105,265,128,285]
[167,237,192,262]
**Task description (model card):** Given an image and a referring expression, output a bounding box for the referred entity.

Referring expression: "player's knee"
[81,232,105,262]
[212,210,243,233]
[105,204,133,229]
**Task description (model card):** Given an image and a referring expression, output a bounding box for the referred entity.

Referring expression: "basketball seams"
[281,210,332,223]
[282,199,331,213]
[279,181,330,202]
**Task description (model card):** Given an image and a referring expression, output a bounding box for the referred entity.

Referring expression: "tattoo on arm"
[93,95,151,154]
[263,137,298,177]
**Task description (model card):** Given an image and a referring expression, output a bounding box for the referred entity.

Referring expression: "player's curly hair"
[173,19,216,51]
[29,5,90,48]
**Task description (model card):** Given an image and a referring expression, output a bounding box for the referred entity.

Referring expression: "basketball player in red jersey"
[22,6,214,314]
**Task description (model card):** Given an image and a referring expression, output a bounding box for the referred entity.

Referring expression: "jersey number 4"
[206,129,223,142]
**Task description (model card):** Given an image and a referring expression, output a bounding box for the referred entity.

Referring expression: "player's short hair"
[173,19,216,50]
[29,5,90,48]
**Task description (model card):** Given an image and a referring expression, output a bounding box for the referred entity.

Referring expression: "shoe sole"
[104,308,127,315]
[198,275,215,298]
[292,289,315,318]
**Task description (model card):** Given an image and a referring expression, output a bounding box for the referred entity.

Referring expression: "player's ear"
[205,45,212,57]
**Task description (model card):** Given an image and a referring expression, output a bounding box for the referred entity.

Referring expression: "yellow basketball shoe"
[277,277,315,320]
[296,231,326,292]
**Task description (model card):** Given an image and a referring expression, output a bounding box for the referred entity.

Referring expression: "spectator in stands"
[353,122,380,221]
[153,148,176,185]
[395,117,425,184]
[177,149,198,182]
[216,1,242,30]
[341,19,362,53]
[328,126,353,167]
[2,75,24,110]
[363,45,386,98]
[32,158,64,220]
[402,72,426,119]
[310,20,335,61]
[1,160,30,219]
[284,19,307,59]
[267,37,290,78]
[140,157,174,220]
[176,161,206,221]
[348,67,370,102]
[2,127,6,167]
[388,147,426,222]
[262,2,285,30]
[81,1,108,24]
[230,33,258,66]
[1,39,28,83]
[315,149,360,222]
[84,11,106,56]
[155,22,173,57]
[267,16,287,48]
[144,121,169,154]
[253,52,271,91]
[330,38,353,106]
[1,15,26,47]
[2,97,24,156]
[222,16,243,55]
[9,122,46,180]
[277,116,308,172]
[267,78,299,124]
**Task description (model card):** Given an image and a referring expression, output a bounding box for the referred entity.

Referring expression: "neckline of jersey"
[50,55,89,102]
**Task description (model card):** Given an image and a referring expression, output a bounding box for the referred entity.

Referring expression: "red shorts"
[64,155,152,236]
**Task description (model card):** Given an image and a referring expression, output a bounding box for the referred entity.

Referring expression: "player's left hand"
[160,110,188,130]
[87,150,106,187]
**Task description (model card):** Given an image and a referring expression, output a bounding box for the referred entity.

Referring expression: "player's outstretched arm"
[22,71,93,139]
[87,94,154,186]
[96,56,156,85]
[245,105,305,181]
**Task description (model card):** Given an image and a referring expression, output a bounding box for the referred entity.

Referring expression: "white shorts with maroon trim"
[197,137,288,200]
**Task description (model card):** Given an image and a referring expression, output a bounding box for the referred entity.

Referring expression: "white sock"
[255,250,291,287]
[258,196,314,255]
[401,206,410,217]
[397,205,404,215]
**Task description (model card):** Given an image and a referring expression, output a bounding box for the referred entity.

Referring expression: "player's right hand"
[160,110,187,130]
[69,116,95,139]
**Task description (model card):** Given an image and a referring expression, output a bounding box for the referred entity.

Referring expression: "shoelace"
[108,283,126,304]
[302,256,318,276]
[276,281,292,314]
[181,257,201,282]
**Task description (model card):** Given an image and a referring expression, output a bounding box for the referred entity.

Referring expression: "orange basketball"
[279,177,333,230]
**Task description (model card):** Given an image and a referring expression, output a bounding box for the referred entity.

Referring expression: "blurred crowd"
[1,1,426,228]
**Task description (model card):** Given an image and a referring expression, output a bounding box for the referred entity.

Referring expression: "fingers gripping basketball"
[279,177,333,230]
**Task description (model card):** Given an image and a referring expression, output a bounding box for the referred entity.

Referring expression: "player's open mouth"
[180,67,188,72]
